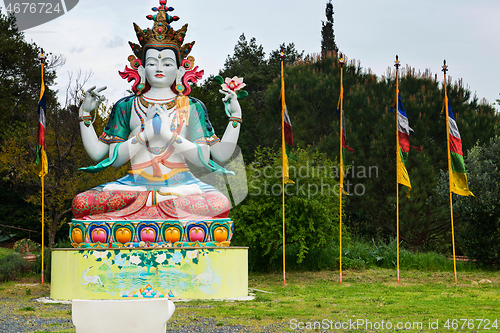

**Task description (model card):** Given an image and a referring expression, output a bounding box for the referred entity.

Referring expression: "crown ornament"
[128,0,195,64]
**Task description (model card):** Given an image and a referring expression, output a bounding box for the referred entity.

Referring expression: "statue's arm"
[79,86,109,162]
[210,90,242,162]
[170,137,210,167]
[157,111,210,167]
[110,136,145,167]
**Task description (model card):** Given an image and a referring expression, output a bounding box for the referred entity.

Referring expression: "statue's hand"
[219,89,242,117]
[143,118,156,143]
[80,86,107,116]
[159,112,173,142]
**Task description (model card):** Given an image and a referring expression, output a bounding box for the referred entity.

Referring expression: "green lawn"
[169,269,500,332]
[1,269,499,332]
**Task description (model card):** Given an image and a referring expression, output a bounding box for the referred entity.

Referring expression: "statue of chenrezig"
[70,0,245,247]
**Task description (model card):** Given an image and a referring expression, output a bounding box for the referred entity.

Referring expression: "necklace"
[133,98,145,131]
[142,95,176,102]
[140,95,177,110]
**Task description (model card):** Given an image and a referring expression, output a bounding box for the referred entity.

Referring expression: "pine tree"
[190,34,303,162]
[263,54,500,252]
[321,0,338,55]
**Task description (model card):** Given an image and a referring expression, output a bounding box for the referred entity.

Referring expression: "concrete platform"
[51,247,248,300]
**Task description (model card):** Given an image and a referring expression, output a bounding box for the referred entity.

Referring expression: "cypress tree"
[321,0,338,55]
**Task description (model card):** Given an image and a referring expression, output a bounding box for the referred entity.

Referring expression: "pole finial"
[280,46,284,61]
[442,59,448,74]
[39,48,46,63]
[394,55,400,69]
[339,52,344,67]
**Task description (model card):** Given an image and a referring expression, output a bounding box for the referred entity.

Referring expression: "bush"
[13,239,40,254]
[0,247,14,259]
[453,137,500,266]
[231,146,343,271]
[279,238,479,272]
[0,253,33,282]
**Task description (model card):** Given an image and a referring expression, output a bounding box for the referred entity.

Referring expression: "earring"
[176,84,185,94]
[176,72,185,95]
[137,68,146,95]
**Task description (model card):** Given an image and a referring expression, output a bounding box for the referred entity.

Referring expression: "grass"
[287,238,481,272]
[0,277,73,332]
[0,247,14,259]
[1,269,499,332]
[173,269,499,332]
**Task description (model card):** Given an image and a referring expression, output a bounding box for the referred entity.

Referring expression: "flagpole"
[41,154,45,285]
[280,48,286,286]
[394,55,401,283]
[339,54,345,284]
[442,60,458,284]
[39,50,45,285]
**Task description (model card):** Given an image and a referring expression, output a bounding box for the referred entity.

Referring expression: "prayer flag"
[283,104,294,184]
[392,94,412,194]
[446,101,473,196]
[337,97,353,194]
[36,66,48,177]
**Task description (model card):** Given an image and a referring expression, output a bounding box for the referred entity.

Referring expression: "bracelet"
[167,132,181,146]
[132,132,147,146]
[229,116,242,128]
[78,115,92,127]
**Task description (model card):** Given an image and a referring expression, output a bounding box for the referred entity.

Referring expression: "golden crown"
[129,0,195,64]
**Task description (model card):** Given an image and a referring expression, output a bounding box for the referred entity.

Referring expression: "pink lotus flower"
[222,76,246,92]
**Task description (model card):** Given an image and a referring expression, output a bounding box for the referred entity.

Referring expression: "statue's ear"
[138,65,145,81]
[177,66,186,79]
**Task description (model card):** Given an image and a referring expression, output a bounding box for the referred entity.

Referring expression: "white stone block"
[72,299,175,333]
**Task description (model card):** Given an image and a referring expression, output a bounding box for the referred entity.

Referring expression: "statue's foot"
[146,184,203,206]
[72,190,140,219]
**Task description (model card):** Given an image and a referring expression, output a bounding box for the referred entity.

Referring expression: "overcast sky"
[4,0,499,110]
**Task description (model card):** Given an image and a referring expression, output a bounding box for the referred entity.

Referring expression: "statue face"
[144,48,179,88]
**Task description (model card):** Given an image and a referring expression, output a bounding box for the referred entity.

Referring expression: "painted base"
[69,218,233,248]
[51,247,248,300]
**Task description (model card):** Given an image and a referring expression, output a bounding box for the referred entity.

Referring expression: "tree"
[0,11,59,243]
[0,12,63,142]
[262,53,500,252]
[321,0,338,55]
[0,59,127,248]
[230,146,341,271]
[452,136,500,265]
[190,34,304,163]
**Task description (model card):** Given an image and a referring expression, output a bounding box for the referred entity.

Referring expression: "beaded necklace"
[133,97,145,131]
[133,96,180,133]
[140,95,177,110]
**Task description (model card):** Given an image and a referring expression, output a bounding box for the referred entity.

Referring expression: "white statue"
[72,1,243,223]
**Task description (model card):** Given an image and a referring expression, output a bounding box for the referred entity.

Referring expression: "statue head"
[138,48,185,89]
[128,0,194,90]
[119,0,203,95]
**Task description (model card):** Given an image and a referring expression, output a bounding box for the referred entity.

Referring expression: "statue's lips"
[155,74,165,77]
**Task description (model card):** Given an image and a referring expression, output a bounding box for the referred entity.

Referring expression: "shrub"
[13,239,40,254]
[231,146,343,271]
[0,253,33,281]
[0,247,14,259]
[282,238,479,272]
